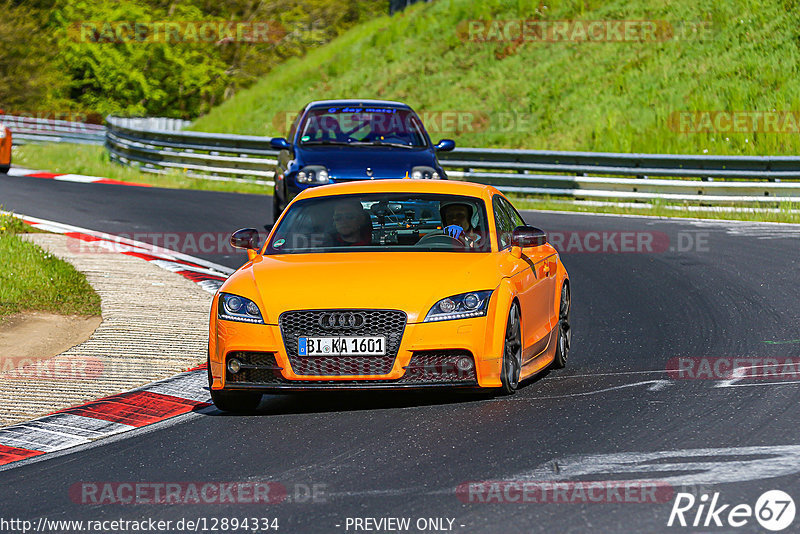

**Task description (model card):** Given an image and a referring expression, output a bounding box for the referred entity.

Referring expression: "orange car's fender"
[208,295,222,388]
[477,278,517,388]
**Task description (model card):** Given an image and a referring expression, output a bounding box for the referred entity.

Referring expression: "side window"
[493,196,515,249]
[499,197,525,228]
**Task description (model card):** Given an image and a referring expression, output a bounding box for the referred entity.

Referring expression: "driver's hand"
[444,225,464,239]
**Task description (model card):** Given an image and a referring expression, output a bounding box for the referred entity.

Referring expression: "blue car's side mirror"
[270,137,291,150]
[434,139,455,152]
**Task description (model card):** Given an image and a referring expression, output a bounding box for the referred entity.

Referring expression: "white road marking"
[519,445,800,485]
[503,380,673,401]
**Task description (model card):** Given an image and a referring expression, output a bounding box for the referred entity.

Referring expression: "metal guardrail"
[103,115,800,203]
[106,116,277,184]
[1,115,106,145]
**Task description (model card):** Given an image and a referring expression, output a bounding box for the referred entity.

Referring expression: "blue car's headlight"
[218,293,264,324]
[424,290,493,322]
[296,165,330,184]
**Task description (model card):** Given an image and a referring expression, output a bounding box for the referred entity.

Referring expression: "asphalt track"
[2,173,800,533]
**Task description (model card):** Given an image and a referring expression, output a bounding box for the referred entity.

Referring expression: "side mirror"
[434,139,455,152]
[270,137,291,150]
[511,226,547,248]
[230,228,260,250]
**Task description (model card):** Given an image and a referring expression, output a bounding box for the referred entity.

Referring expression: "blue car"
[269,99,455,220]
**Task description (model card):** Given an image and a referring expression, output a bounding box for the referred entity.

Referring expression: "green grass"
[13,144,273,195]
[0,212,101,320]
[190,0,800,156]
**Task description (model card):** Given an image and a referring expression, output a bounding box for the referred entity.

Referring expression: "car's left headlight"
[0,126,6,139]
[424,290,493,322]
[296,165,330,184]
[411,166,440,180]
[218,293,264,324]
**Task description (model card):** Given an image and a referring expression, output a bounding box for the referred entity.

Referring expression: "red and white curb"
[0,364,211,467]
[7,166,152,187]
[0,213,237,468]
[8,212,234,294]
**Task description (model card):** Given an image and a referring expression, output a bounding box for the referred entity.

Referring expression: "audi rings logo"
[319,312,365,329]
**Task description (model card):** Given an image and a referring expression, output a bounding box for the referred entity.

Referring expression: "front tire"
[0,165,9,175]
[499,302,522,395]
[551,283,571,369]
[207,356,262,413]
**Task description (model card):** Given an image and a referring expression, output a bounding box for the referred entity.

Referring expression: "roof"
[306,99,412,109]
[295,179,499,201]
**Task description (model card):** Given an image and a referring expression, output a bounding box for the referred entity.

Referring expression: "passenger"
[331,199,372,246]
[440,202,482,248]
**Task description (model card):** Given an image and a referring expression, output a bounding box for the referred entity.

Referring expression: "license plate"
[298,336,386,356]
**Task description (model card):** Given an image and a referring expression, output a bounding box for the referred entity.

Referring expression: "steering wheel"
[416,232,465,247]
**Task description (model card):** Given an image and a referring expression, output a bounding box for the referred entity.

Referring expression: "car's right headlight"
[218,293,264,324]
[0,126,6,139]
[296,165,330,184]
[424,290,494,322]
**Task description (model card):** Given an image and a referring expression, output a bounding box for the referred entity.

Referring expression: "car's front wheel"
[499,302,522,395]
[207,357,262,413]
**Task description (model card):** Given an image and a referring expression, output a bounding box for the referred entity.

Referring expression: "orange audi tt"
[0,123,11,174]
[208,179,570,412]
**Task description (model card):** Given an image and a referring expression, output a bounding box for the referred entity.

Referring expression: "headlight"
[218,293,264,324]
[296,165,330,185]
[0,127,6,139]
[424,290,493,322]
[411,166,438,180]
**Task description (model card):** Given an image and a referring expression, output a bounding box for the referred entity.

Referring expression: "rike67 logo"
[668,490,795,531]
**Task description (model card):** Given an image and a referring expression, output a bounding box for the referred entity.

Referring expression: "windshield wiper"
[348,141,418,149]
[301,140,352,146]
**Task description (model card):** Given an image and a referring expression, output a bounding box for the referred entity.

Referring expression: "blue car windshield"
[298,106,427,148]
[266,193,490,254]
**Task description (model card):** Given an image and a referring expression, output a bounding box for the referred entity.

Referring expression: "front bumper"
[209,308,504,391]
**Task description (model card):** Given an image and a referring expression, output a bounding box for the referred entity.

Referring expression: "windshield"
[267,193,490,254]
[297,106,428,148]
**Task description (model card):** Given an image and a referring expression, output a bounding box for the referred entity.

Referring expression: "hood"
[297,146,437,180]
[229,252,502,324]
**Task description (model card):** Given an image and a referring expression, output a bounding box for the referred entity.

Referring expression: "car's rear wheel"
[551,283,571,369]
[499,302,522,395]
[207,355,262,413]
[0,165,9,175]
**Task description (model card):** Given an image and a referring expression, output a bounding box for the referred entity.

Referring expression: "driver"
[440,202,482,248]
[331,199,372,246]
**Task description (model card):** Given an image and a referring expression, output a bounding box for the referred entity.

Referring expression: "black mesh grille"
[279,309,406,376]
[400,350,477,383]
[225,351,290,384]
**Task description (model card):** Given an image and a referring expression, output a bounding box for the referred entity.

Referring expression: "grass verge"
[0,212,101,321]
[12,144,272,196]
